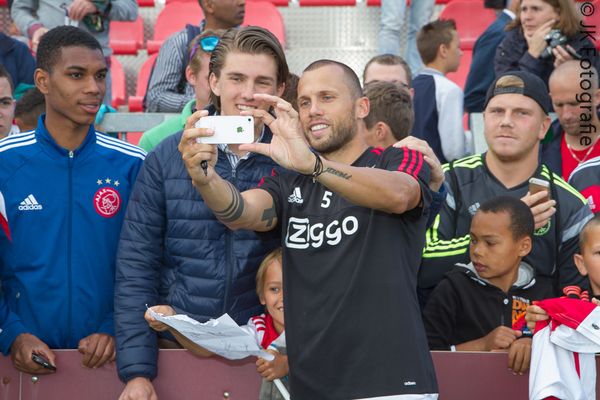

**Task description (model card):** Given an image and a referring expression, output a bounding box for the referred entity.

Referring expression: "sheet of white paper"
[148,309,274,361]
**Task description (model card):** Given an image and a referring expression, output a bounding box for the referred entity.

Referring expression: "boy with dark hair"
[412,19,468,164]
[423,196,554,374]
[363,80,413,147]
[14,87,45,132]
[0,25,145,375]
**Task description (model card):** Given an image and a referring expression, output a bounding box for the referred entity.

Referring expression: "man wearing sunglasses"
[138,31,223,152]
[144,0,244,113]
[115,26,288,400]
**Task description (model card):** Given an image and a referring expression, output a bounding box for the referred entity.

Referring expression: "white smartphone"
[194,116,254,144]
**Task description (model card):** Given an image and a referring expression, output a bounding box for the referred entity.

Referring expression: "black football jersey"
[260,147,438,399]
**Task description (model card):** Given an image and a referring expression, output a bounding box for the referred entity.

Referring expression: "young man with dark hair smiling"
[0,26,144,375]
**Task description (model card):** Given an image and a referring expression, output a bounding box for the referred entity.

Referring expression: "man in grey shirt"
[11,0,137,104]
[144,0,244,112]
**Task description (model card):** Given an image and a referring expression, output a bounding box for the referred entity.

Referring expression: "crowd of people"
[1,0,600,399]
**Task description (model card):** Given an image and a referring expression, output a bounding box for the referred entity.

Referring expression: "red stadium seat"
[446,49,472,90]
[299,0,356,5]
[439,1,496,50]
[137,0,154,6]
[146,2,203,54]
[147,1,285,54]
[110,56,127,109]
[109,17,144,55]
[0,0,7,6]
[128,54,157,112]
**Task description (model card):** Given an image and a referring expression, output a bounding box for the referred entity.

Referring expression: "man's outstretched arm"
[241,94,425,215]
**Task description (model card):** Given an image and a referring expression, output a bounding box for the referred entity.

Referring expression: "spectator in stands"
[115,27,286,400]
[363,81,447,230]
[11,0,138,105]
[363,54,413,97]
[179,58,439,399]
[423,196,554,375]
[420,71,593,307]
[145,247,289,400]
[0,32,35,94]
[14,87,45,132]
[138,30,224,152]
[494,0,600,88]
[542,61,600,182]
[363,80,413,149]
[464,0,519,113]
[0,66,18,139]
[0,26,144,375]
[378,0,434,76]
[144,0,244,112]
[412,19,468,164]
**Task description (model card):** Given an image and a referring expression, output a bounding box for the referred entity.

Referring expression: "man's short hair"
[15,87,45,128]
[36,26,103,73]
[209,26,288,112]
[363,54,412,87]
[0,64,14,93]
[477,196,534,240]
[303,59,363,100]
[416,19,457,65]
[363,81,413,141]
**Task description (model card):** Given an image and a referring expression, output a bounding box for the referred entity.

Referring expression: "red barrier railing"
[0,350,596,399]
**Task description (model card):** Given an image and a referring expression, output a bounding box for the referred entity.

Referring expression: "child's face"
[445,30,462,73]
[260,260,284,334]
[575,223,600,295]
[469,210,532,292]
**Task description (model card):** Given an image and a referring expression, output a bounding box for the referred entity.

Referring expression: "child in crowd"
[145,247,288,399]
[574,214,600,301]
[423,196,554,374]
[527,214,600,331]
[411,19,468,164]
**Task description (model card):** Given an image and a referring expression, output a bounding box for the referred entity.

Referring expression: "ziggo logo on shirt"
[285,216,359,249]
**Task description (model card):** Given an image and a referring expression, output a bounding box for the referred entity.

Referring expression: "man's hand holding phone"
[10,333,56,374]
[521,178,556,230]
[180,110,219,186]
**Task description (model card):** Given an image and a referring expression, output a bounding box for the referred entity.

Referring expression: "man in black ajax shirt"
[178,60,439,399]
